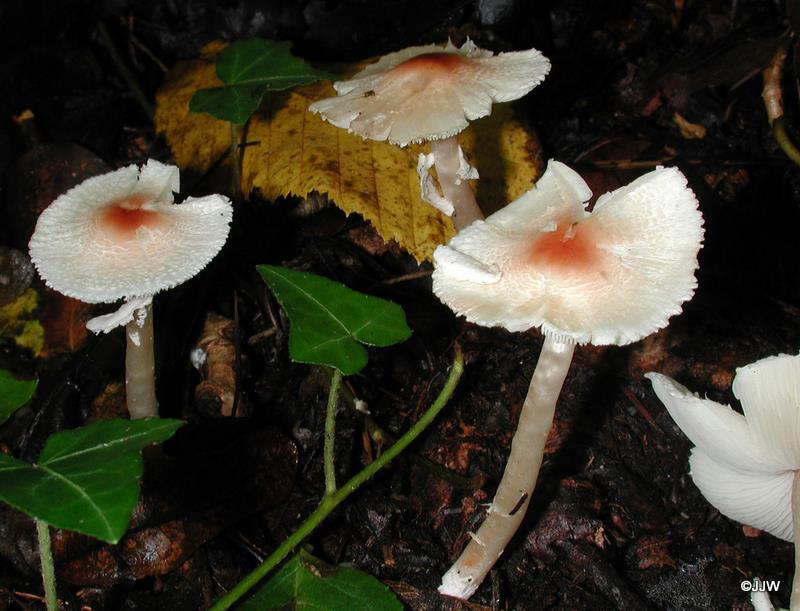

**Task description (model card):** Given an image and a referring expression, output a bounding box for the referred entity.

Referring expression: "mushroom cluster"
[648,354,800,609]
[433,160,704,599]
[309,39,550,229]
[29,159,232,419]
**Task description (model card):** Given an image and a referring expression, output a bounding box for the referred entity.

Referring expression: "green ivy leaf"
[238,551,403,611]
[190,39,335,125]
[257,265,411,375]
[0,418,183,543]
[190,83,266,125]
[0,369,37,426]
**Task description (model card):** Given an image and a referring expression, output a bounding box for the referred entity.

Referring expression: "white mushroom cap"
[647,353,800,542]
[308,39,550,146]
[29,159,232,304]
[432,160,704,345]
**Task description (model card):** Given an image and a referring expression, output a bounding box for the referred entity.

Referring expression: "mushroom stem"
[430,137,483,230]
[439,333,575,599]
[792,469,800,609]
[125,302,158,419]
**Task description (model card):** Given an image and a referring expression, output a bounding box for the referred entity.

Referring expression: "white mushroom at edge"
[29,159,232,419]
[648,354,800,610]
[433,159,704,599]
[309,39,550,230]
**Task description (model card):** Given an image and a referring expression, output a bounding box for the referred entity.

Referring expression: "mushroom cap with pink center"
[432,160,704,345]
[647,353,800,542]
[29,159,232,303]
[308,39,550,146]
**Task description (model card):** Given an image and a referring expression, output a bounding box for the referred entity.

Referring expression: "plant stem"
[761,37,800,169]
[125,302,157,419]
[96,20,154,121]
[35,519,57,611]
[792,470,800,609]
[439,333,575,600]
[430,137,484,230]
[325,368,343,496]
[230,122,242,200]
[772,118,800,168]
[209,346,464,611]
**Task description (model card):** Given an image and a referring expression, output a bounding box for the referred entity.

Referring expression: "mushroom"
[433,160,704,599]
[308,39,550,229]
[29,159,232,419]
[647,354,800,609]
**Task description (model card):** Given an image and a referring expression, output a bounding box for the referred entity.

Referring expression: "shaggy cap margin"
[29,159,232,304]
[432,160,704,345]
[309,39,550,147]
[647,353,800,542]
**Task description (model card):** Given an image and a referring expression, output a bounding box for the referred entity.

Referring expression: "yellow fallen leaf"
[0,289,44,355]
[155,44,544,261]
[15,320,45,354]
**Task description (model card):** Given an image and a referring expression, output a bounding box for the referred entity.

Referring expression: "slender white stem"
[430,137,484,230]
[792,470,800,609]
[751,578,777,611]
[439,334,575,599]
[125,302,158,419]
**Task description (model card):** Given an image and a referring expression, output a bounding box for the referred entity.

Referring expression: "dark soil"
[1,1,799,609]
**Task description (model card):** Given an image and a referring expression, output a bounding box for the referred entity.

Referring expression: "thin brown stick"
[623,387,664,434]
[382,269,433,285]
[96,20,154,121]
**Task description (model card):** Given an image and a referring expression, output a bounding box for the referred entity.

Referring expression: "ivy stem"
[230,122,242,200]
[35,519,57,611]
[324,368,343,496]
[209,346,464,611]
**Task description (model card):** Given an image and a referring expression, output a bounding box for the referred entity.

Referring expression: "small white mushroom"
[434,160,704,599]
[309,39,550,230]
[648,354,800,610]
[29,159,232,419]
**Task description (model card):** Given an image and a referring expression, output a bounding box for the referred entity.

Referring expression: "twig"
[382,269,433,285]
[209,345,464,611]
[231,291,242,418]
[340,380,483,489]
[762,36,800,167]
[123,15,168,73]
[230,123,243,200]
[96,20,154,121]
[623,387,663,434]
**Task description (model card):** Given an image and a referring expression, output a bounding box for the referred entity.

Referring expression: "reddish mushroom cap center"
[528,218,601,271]
[391,52,467,76]
[98,194,164,238]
